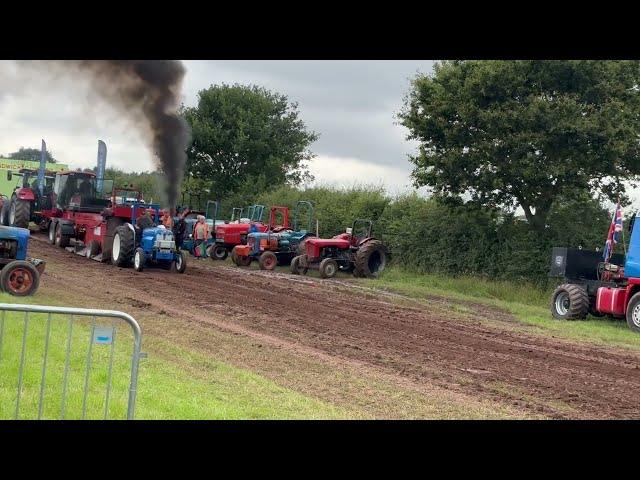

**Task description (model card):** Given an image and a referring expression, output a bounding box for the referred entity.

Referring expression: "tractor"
[0,225,46,296]
[212,204,270,260]
[108,199,187,272]
[132,224,187,273]
[549,210,640,333]
[1,168,56,230]
[232,201,315,270]
[290,219,388,279]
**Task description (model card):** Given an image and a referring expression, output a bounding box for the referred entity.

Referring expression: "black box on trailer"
[549,247,625,281]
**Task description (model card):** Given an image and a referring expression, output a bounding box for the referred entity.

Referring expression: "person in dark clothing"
[136,211,156,231]
[174,214,187,250]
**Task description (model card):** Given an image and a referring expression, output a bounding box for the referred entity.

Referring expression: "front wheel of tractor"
[174,251,187,273]
[133,248,145,272]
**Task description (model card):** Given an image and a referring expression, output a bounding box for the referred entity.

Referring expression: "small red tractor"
[290,219,388,279]
[212,204,270,260]
[230,205,294,267]
[1,168,57,230]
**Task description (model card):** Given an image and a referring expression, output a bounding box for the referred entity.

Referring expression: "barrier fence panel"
[0,303,143,420]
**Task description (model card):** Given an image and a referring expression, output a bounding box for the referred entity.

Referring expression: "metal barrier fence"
[0,303,143,420]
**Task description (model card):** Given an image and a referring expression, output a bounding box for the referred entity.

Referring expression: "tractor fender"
[56,219,76,236]
[16,188,35,201]
[125,222,136,242]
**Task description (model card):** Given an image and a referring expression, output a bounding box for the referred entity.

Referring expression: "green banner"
[0,157,68,198]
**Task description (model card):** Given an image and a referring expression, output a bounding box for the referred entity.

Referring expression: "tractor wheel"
[259,251,278,271]
[212,245,228,261]
[48,220,57,245]
[230,246,239,265]
[319,258,338,279]
[237,254,252,267]
[0,260,39,296]
[133,248,145,272]
[174,251,187,273]
[86,240,101,259]
[290,255,308,275]
[625,292,640,333]
[354,240,388,278]
[112,225,134,267]
[55,222,70,248]
[352,267,364,278]
[9,197,31,229]
[550,283,589,320]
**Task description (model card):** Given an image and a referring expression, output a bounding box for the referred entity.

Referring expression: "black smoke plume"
[24,60,191,209]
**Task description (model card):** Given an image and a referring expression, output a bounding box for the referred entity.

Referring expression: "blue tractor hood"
[0,226,30,260]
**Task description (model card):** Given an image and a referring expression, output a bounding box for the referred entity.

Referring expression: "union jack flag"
[603,203,623,262]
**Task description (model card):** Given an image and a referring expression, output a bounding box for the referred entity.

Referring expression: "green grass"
[367,266,640,351]
[0,292,350,420]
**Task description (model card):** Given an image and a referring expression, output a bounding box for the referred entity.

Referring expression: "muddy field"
[30,235,640,419]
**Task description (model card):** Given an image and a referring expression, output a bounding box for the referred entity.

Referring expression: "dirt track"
[31,236,640,419]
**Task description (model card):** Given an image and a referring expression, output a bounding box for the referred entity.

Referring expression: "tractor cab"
[53,171,114,212]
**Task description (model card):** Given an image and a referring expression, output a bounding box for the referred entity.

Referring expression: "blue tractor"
[232,201,315,270]
[110,202,187,274]
[0,225,46,296]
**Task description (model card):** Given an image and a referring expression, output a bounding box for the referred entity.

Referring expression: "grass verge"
[365,266,640,351]
[0,291,349,420]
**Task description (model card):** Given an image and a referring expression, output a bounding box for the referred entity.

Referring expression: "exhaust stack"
[96,140,107,194]
[37,139,46,196]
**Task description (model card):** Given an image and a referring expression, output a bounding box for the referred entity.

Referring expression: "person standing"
[174,209,187,251]
[193,215,210,259]
[161,210,174,230]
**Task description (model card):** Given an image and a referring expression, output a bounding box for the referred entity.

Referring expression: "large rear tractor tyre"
[237,254,252,267]
[354,240,388,278]
[111,225,134,267]
[55,222,70,248]
[133,248,145,272]
[212,245,228,261]
[550,283,589,320]
[625,292,640,333]
[10,197,31,229]
[290,255,308,275]
[258,251,278,271]
[174,251,187,273]
[0,260,39,296]
[319,258,338,279]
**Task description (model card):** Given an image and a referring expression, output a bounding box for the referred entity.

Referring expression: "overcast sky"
[0,60,435,195]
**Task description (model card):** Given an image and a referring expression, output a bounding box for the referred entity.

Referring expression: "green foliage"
[8,146,56,163]
[102,167,167,205]
[182,83,318,200]
[399,60,640,230]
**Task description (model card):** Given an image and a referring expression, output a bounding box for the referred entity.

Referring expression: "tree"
[399,61,640,231]
[182,83,318,199]
[8,147,57,163]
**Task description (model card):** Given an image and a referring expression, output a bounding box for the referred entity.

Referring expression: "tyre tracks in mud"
[32,236,640,419]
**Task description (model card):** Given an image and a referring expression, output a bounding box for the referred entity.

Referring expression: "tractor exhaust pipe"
[37,139,46,196]
[96,140,107,194]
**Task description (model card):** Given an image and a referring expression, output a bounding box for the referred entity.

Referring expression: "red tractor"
[290,219,388,279]
[44,172,158,263]
[1,168,56,230]
[212,204,270,260]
